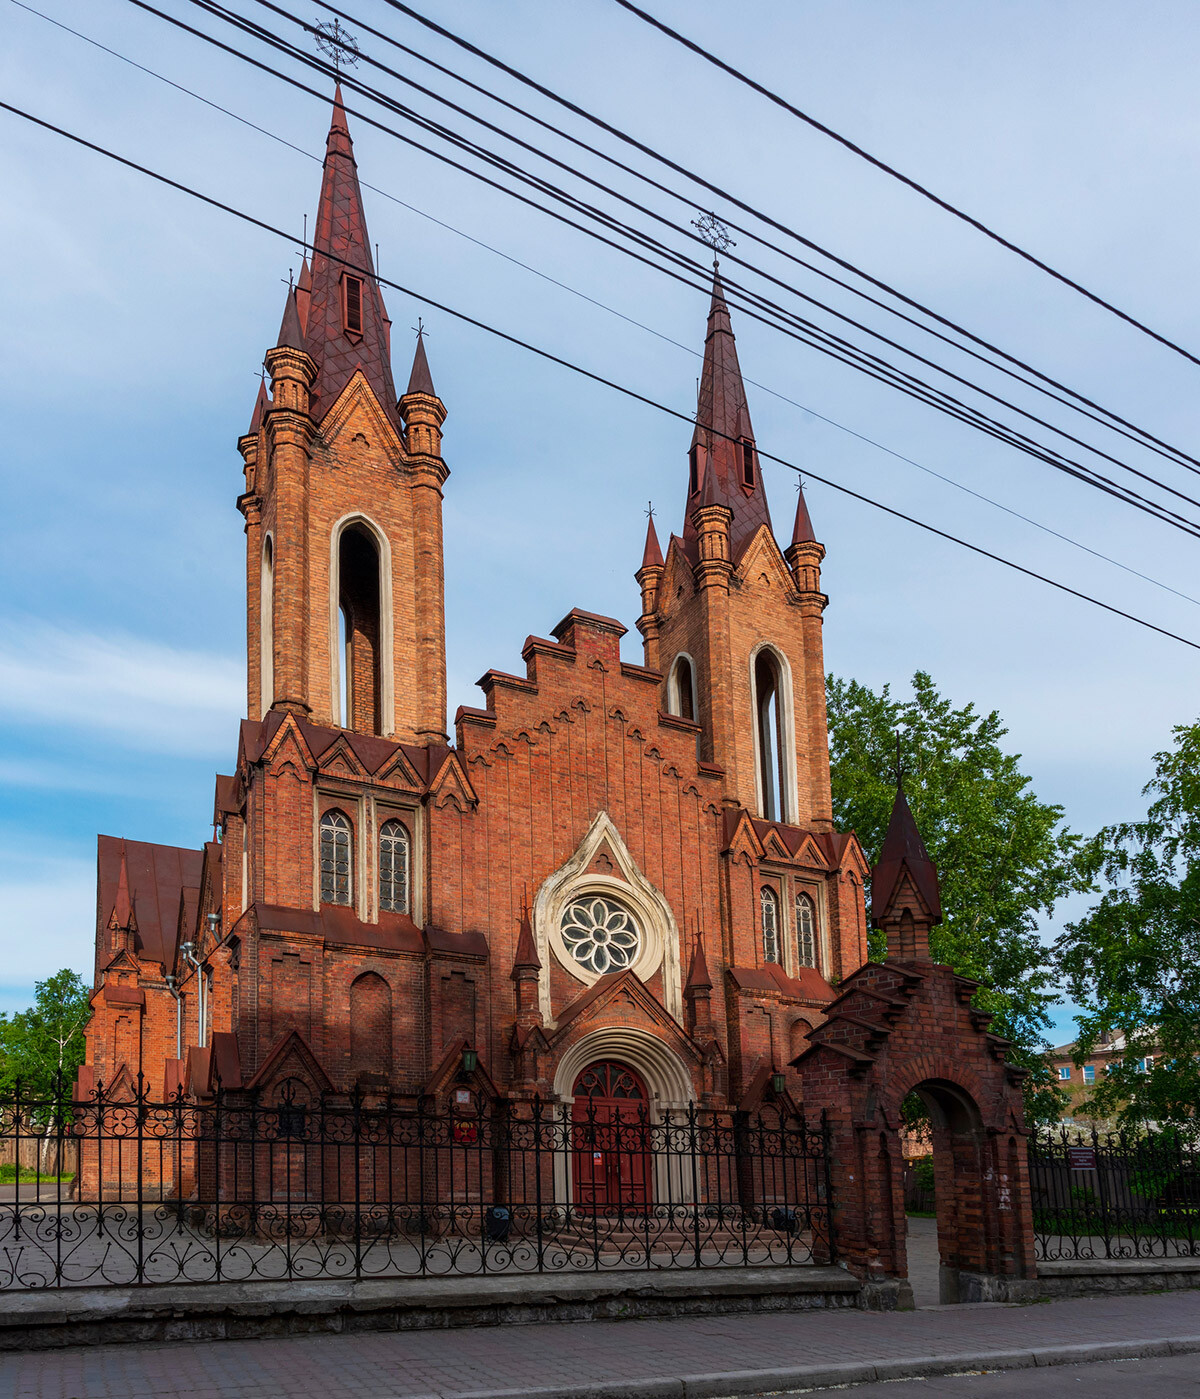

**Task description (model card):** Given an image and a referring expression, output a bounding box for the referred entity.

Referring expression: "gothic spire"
[304,85,399,426]
[870,783,942,927]
[275,283,305,352]
[108,848,134,931]
[686,930,713,990]
[405,327,436,398]
[248,376,269,434]
[791,482,816,545]
[510,910,541,977]
[640,512,663,570]
[682,267,772,560]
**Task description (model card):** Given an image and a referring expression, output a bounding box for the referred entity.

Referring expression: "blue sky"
[3,0,1200,1045]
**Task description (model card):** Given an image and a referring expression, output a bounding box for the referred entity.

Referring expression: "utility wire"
[138,0,1200,538]
[610,0,1200,370]
[360,0,1200,476]
[17,0,1199,610]
[3,95,1198,655]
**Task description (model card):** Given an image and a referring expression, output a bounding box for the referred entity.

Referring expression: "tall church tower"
[637,268,833,830]
[238,88,448,745]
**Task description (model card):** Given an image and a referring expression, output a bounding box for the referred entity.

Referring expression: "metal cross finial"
[314,17,360,78]
[645,500,655,520]
[412,317,428,339]
[894,730,905,789]
[691,210,736,266]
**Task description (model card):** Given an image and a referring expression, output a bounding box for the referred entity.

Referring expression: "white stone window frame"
[748,641,799,825]
[328,513,395,737]
[313,787,368,919]
[371,800,422,926]
[534,811,682,1024]
[665,651,698,721]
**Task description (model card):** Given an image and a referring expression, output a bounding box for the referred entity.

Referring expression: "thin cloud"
[0,622,243,756]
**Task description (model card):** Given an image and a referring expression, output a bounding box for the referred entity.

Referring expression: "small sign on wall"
[454,1089,472,1107]
[1067,1146,1097,1170]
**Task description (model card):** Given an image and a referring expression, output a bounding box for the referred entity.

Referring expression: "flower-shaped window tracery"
[560,896,640,975]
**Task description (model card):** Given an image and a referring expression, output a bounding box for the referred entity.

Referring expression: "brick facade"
[77,90,1034,1289]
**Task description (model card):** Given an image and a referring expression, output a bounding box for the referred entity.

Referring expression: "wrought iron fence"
[0,1080,835,1290]
[1030,1124,1200,1261]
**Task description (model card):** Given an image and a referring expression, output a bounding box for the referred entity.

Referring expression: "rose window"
[560,896,640,974]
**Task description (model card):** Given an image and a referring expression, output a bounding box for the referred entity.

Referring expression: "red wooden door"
[571,1061,651,1213]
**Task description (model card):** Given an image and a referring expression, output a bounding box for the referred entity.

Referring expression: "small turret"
[399,329,446,459]
[684,930,716,1041]
[510,911,542,1029]
[871,782,941,962]
[635,511,664,670]
[785,482,826,598]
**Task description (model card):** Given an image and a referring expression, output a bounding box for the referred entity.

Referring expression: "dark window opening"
[688,445,699,495]
[343,275,363,335]
[338,525,382,735]
[669,655,695,721]
[741,439,755,488]
[755,650,787,822]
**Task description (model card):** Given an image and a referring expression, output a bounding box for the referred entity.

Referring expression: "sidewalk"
[3,1289,1199,1399]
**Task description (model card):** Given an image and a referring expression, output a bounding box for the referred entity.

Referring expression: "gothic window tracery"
[795,891,818,969]
[378,819,410,914]
[319,809,353,906]
[560,896,640,975]
[760,885,781,964]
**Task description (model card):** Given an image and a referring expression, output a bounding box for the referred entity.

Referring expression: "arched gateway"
[793,787,1037,1304]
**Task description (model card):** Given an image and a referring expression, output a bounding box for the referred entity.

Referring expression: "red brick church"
[79,90,873,1131]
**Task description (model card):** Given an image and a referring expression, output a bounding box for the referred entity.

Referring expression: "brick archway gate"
[793,788,1037,1304]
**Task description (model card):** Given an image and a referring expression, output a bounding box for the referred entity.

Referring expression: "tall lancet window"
[319,810,353,906]
[338,525,382,735]
[260,535,274,716]
[760,886,781,964]
[754,650,786,822]
[667,655,695,722]
[378,819,410,915]
[795,892,818,970]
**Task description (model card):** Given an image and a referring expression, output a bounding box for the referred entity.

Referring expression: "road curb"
[454,1333,1200,1399]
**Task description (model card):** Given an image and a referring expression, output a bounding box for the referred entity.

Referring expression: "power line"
[4,95,1197,656]
[610,0,1200,371]
[357,0,1200,477]
[131,0,1200,539]
[17,0,1199,610]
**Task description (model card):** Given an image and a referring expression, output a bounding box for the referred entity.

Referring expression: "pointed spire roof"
[276,283,305,352]
[304,86,400,428]
[682,267,772,560]
[686,931,713,991]
[791,482,816,546]
[870,783,942,926]
[109,849,134,931]
[295,257,312,335]
[640,512,663,570]
[511,911,541,977]
[405,328,436,397]
[248,376,269,434]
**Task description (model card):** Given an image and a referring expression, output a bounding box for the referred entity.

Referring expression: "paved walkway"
[3,1289,1200,1398]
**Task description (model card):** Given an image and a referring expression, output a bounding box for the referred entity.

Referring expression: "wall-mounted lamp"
[461,1047,478,1076]
[771,1071,786,1097]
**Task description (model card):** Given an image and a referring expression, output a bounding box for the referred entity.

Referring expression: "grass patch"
[0,1164,75,1184]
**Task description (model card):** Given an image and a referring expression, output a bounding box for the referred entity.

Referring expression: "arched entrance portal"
[907,1078,990,1305]
[570,1060,651,1212]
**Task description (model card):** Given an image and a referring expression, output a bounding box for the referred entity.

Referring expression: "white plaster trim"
[665,651,698,720]
[328,513,395,736]
[534,811,682,1024]
[551,1026,697,1205]
[749,641,799,825]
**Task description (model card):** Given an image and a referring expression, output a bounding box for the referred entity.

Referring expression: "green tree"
[827,671,1086,1121]
[1056,718,1200,1128]
[0,969,92,1104]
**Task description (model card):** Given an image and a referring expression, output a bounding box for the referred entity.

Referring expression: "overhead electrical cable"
[351,0,1200,476]
[17,0,1199,610]
[133,0,1200,537]
[4,95,1198,656]
[610,0,1200,371]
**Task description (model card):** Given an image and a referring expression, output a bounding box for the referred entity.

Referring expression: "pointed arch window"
[260,535,274,717]
[795,892,818,970]
[338,525,382,735]
[319,809,353,906]
[754,649,787,822]
[688,444,700,496]
[667,654,695,722]
[379,819,410,915]
[760,886,780,964]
